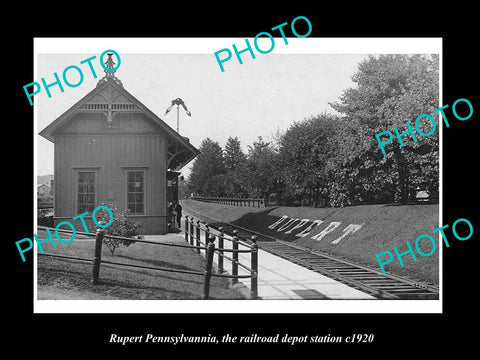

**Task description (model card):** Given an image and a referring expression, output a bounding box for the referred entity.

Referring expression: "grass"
[36,229,245,300]
[182,200,440,285]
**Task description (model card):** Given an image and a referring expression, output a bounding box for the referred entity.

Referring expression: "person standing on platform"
[174,201,183,228]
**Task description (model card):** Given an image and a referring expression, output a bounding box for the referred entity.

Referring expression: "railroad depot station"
[39,55,199,234]
[36,54,440,304]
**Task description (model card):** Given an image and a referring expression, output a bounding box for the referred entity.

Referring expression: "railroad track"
[182,203,440,300]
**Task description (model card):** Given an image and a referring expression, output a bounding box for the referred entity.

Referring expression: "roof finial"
[105,53,116,75]
[97,53,123,87]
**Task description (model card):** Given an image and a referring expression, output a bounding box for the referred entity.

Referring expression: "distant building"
[37,184,51,197]
[415,190,429,202]
[39,54,199,234]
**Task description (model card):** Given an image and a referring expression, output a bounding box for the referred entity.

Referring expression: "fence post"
[250,235,258,299]
[218,227,224,273]
[202,234,216,300]
[195,220,201,253]
[204,223,210,256]
[189,216,194,245]
[232,230,239,285]
[91,227,105,285]
[184,215,189,242]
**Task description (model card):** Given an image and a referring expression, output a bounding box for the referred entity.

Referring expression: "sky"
[35,38,441,178]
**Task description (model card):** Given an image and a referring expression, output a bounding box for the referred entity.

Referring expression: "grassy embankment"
[182,200,440,285]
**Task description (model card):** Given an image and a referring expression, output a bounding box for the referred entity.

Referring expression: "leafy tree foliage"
[223,136,248,197]
[277,113,337,206]
[329,54,439,205]
[224,136,246,171]
[187,55,439,207]
[188,138,227,196]
[243,137,279,199]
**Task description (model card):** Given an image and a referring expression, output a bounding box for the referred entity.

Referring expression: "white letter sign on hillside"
[266,215,363,245]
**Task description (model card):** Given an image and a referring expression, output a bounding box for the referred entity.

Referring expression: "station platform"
[153,228,375,300]
[232,243,375,300]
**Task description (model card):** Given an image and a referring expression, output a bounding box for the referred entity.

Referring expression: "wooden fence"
[37,221,258,299]
[184,215,258,299]
[191,196,265,208]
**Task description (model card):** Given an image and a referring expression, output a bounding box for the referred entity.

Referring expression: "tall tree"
[278,113,338,206]
[329,54,439,205]
[243,137,279,199]
[224,136,246,171]
[223,136,247,197]
[188,138,227,196]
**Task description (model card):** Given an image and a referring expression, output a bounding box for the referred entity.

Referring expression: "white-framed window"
[77,171,96,213]
[126,170,145,214]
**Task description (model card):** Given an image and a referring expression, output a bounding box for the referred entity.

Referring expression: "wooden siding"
[54,112,168,233]
[58,112,159,134]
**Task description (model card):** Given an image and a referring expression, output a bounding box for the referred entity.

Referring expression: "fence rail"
[191,196,265,208]
[184,215,258,299]
[37,218,258,299]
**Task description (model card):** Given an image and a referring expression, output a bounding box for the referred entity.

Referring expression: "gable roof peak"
[97,52,123,88]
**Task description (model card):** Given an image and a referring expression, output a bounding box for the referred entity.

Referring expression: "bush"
[37,214,54,227]
[93,204,144,255]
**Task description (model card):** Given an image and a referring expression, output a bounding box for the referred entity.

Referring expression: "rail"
[191,196,265,208]
[181,203,440,300]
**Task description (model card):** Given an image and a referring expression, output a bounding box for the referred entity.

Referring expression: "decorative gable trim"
[39,78,200,171]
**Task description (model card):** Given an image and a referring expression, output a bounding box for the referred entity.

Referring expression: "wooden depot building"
[39,54,199,234]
